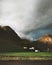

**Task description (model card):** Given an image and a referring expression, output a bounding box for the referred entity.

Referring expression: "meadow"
[0,52,52,60]
[0,52,52,57]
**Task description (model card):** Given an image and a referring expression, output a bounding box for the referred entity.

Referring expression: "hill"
[0,26,23,52]
[0,26,33,52]
[35,34,52,51]
[38,34,52,44]
[0,26,52,52]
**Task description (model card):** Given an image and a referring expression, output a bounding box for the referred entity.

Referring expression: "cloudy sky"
[0,0,52,41]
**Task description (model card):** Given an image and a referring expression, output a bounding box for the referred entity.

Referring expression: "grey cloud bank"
[0,0,52,40]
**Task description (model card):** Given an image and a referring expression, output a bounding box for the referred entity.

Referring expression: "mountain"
[0,26,52,52]
[35,34,52,52]
[38,34,52,44]
[0,26,33,52]
[0,26,23,52]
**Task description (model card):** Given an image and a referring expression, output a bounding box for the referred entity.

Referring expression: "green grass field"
[0,52,52,60]
[0,52,52,57]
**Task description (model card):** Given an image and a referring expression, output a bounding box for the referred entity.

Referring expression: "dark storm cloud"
[0,0,52,40]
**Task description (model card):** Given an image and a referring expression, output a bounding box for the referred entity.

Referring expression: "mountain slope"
[0,26,52,52]
[38,34,52,44]
[0,26,22,52]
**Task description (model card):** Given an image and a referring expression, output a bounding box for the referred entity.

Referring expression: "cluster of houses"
[23,46,40,52]
[23,46,51,52]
